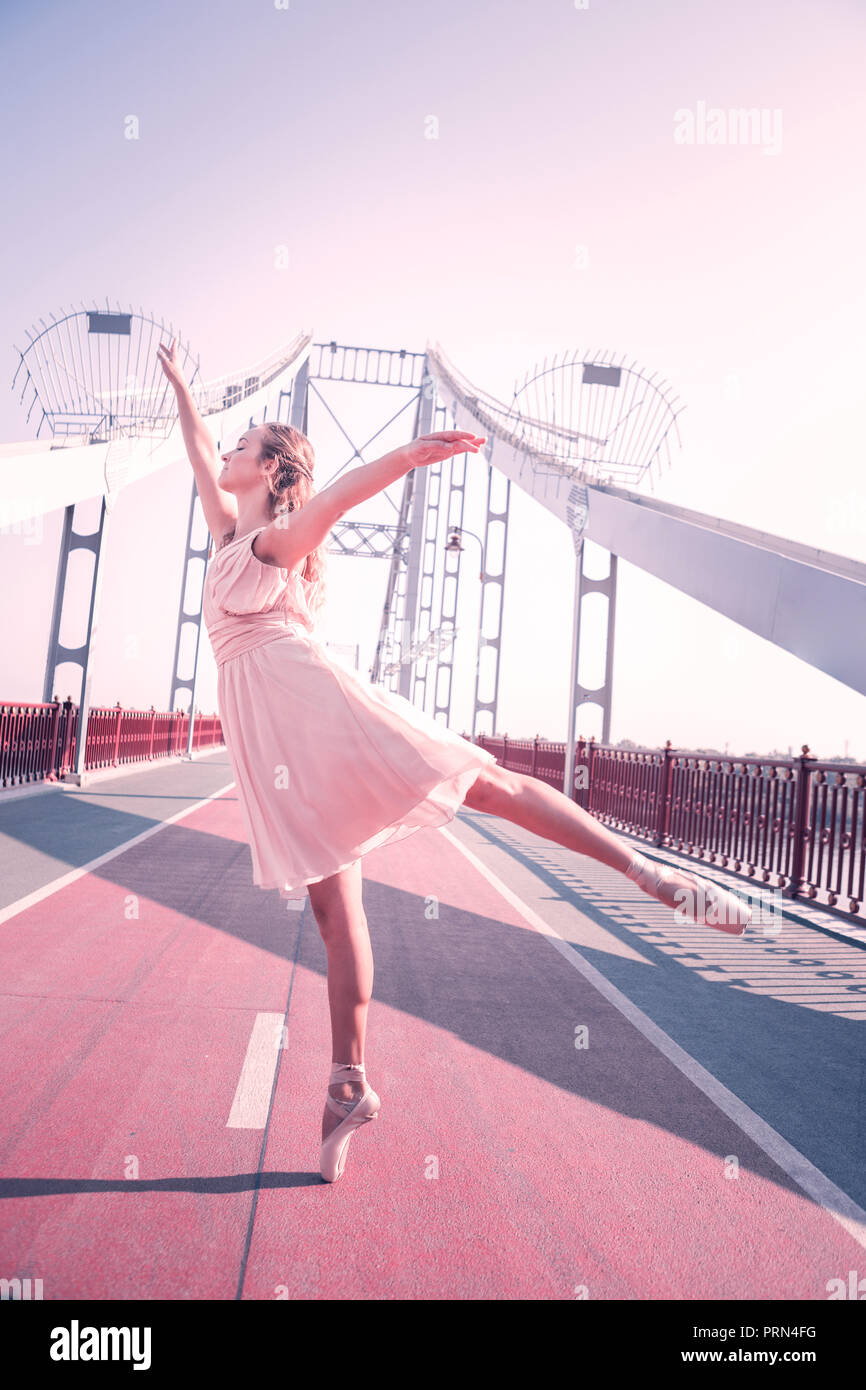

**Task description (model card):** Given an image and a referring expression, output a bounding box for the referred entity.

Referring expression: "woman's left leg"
[462,764,750,927]
[462,764,635,871]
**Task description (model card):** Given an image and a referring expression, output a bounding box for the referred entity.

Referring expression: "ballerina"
[158,338,751,1183]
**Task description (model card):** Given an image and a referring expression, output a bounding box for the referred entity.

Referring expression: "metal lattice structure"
[12,302,201,441]
[423,342,685,748]
[510,349,684,489]
[283,345,488,731]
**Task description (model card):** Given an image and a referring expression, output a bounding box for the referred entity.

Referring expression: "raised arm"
[157,338,238,546]
[254,432,487,573]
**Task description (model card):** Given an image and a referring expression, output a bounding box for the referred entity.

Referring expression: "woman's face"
[219,425,268,495]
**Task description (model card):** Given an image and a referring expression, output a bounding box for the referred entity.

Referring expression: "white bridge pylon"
[424,343,866,702]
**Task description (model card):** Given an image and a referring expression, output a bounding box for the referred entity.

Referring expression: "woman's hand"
[404,431,487,468]
[156,337,187,392]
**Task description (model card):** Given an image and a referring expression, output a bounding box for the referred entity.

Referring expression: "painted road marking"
[440,822,866,1251]
[226,1012,286,1129]
[0,781,237,927]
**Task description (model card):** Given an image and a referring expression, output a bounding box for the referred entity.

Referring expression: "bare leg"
[461,765,748,927]
[463,765,635,872]
[307,860,374,1141]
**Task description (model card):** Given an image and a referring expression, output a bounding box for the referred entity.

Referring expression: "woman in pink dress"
[158,340,751,1183]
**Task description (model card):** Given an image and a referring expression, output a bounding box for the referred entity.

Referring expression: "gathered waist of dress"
[209,611,315,668]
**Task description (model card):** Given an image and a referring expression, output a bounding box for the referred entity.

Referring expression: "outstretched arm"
[254,432,487,573]
[157,338,238,545]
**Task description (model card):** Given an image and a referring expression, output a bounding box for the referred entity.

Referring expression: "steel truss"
[173,341,505,737]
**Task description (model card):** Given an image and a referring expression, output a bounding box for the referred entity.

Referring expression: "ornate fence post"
[784,744,815,900]
[112,701,123,767]
[587,735,597,811]
[574,735,585,806]
[653,740,674,847]
[147,707,157,760]
[47,697,62,781]
[60,696,75,777]
[531,733,539,779]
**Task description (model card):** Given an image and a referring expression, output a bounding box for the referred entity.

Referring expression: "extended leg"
[463,764,635,872]
[462,765,749,931]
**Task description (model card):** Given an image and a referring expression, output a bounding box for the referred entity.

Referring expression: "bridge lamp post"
[444,527,485,742]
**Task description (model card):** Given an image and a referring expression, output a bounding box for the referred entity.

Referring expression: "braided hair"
[259,421,328,617]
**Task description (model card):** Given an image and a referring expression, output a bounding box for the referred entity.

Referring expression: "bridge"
[1,310,864,1303]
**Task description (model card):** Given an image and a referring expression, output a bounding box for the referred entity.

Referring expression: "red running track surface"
[0,786,862,1299]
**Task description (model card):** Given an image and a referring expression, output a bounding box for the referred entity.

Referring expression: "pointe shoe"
[320,1062,380,1184]
[626,851,751,936]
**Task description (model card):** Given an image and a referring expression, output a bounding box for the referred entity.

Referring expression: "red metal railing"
[0,699,224,790]
[476,734,866,920]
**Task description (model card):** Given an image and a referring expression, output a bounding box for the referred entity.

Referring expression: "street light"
[444,527,484,582]
[444,527,485,740]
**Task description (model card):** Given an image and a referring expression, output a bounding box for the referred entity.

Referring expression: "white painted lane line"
[439,822,866,1252]
[0,780,237,927]
[226,1012,286,1129]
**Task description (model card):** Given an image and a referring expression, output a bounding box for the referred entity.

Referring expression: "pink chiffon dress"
[201,525,498,899]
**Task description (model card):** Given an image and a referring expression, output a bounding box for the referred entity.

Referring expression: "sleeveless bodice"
[202,525,319,667]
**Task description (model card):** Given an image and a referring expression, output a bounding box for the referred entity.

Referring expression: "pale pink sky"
[1,0,864,758]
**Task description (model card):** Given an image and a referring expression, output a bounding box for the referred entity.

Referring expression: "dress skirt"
[217,630,498,899]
